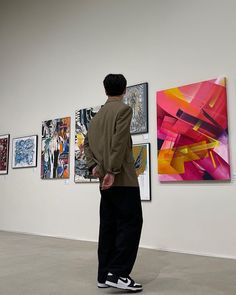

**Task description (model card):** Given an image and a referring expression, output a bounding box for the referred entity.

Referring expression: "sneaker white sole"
[97,282,110,288]
[105,281,142,292]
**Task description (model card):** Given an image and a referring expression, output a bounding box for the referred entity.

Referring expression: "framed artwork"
[123,82,148,134]
[133,143,151,201]
[12,135,38,169]
[157,77,230,181]
[41,117,70,179]
[0,134,10,175]
[75,106,102,183]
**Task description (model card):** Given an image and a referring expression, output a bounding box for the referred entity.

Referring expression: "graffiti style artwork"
[133,143,151,201]
[0,134,10,175]
[41,117,70,179]
[123,83,148,134]
[75,106,102,183]
[157,77,230,181]
[12,135,38,168]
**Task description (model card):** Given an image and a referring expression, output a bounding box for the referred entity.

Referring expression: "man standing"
[84,74,143,292]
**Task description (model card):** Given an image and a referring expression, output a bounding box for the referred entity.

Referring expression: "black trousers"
[97,186,143,283]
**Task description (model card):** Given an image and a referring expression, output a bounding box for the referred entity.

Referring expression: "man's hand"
[92,166,100,178]
[101,173,115,190]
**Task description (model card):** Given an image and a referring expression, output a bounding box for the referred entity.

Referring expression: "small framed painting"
[0,134,10,175]
[133,143,151,201]
[12,135,38,169]
[123,82,148,135]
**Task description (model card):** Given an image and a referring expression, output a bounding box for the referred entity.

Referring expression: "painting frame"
[133,142,151,201]
[0,134,10,175]
[123,82,148,135]
[41,117,71,180]
[12,135,38,169]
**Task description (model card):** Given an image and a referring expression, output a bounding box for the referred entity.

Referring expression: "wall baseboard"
[1,228,235,261]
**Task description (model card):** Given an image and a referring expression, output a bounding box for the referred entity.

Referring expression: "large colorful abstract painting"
[12,135,38,168]
[123,83,148,134]
[41,117,70,179]
[133,143,151,201]
[75,106,102,183]
[0,134,10,175]
[157,77,230,181]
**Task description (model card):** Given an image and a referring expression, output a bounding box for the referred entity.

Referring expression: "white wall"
[1,0,236,259]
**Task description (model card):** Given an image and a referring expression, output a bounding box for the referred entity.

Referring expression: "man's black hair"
[103,74,127,96]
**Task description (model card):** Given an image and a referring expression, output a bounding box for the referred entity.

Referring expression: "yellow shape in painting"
[179,147,188,154]
[165,88,187,102]
[209,150,216,168]
[158,149,180,174]
[209,78,226,108]
[77,133,84,147]
[158,140,218,174]
[133,146,147,177]
[196,130,220,149]
[193,120,202,131]
[209,95,219,108]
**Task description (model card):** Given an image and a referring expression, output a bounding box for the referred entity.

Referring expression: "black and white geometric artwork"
[123,82,148,134]
[74,106,102,183]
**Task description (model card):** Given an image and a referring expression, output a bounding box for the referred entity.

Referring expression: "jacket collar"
[105,97,123,104]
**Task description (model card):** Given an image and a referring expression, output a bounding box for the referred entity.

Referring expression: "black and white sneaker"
[105,273,143,292]
[97,282,110,288]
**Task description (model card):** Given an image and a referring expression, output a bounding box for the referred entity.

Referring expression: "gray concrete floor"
[0,231,236,295]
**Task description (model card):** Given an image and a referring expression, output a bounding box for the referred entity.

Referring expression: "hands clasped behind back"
[92,165,114,190]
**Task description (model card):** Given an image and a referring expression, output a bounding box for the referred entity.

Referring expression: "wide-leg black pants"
[97,186,143,283]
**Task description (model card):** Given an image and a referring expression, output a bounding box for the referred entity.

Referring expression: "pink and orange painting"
[157,77,230,181]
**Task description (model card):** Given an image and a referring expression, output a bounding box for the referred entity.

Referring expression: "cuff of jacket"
[107,169,120,175]
[88,163,97,173]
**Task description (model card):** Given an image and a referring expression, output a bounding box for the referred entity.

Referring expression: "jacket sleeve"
[108,106,132,174]
[84,133,97,172]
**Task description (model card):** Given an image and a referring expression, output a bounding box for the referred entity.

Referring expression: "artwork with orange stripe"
[157,77,230,181]
[41,117,70,179]
[133,143,151,201]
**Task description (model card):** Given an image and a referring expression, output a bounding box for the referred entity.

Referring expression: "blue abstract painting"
[12,135,38,168]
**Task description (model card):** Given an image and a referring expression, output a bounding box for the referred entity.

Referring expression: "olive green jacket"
[84,97,139,187]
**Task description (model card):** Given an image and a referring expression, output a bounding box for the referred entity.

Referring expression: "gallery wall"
[1,0,236,259]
